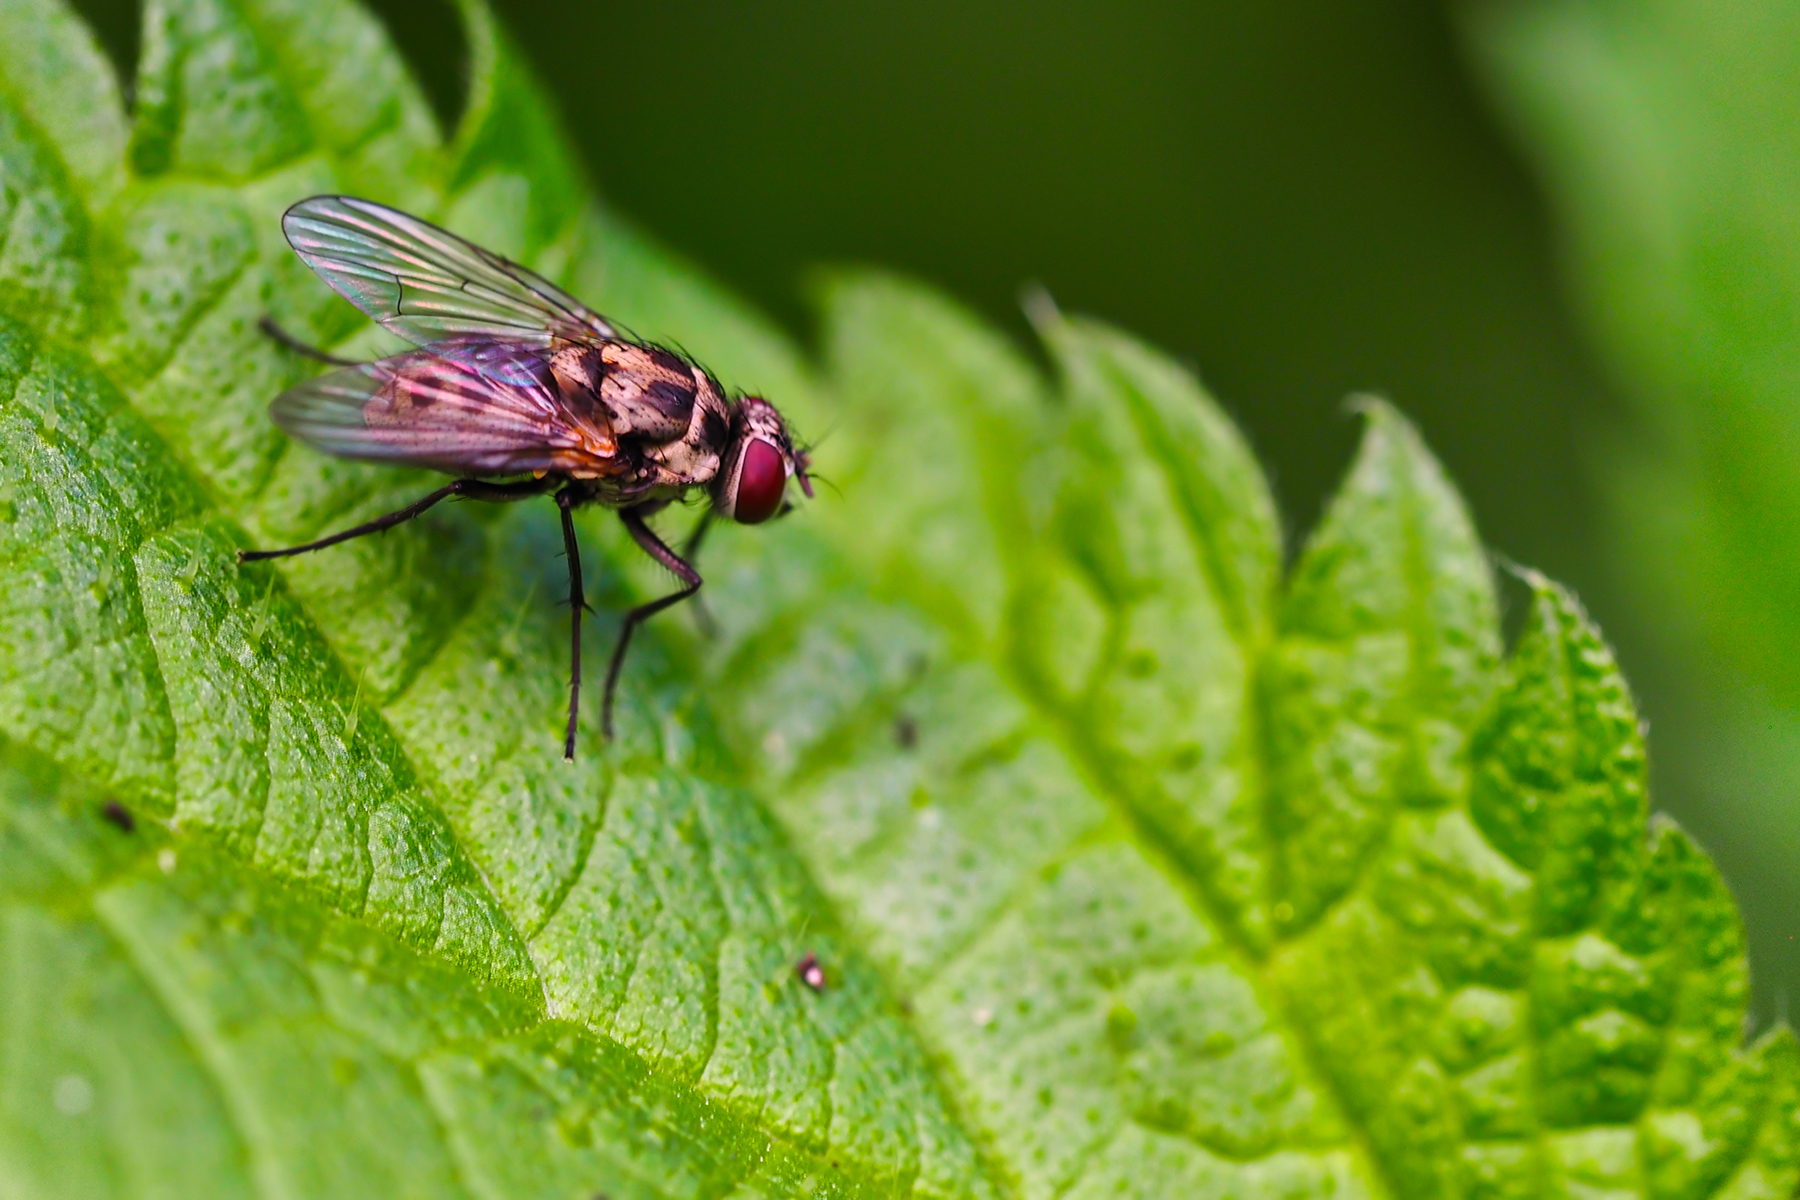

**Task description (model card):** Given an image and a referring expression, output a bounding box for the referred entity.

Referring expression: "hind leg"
[238,476,555,561]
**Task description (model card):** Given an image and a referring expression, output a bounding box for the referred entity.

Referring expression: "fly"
[240,196,812,759]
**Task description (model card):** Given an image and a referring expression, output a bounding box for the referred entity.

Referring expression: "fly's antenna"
[799,471,842,500]
[788,418,840,501]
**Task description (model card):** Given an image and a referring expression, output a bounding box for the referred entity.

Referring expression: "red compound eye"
[731,438,786,524]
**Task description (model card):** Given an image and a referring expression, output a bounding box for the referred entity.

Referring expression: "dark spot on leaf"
[796,951,826,992]
[894,714,918,749]
[101,800,135,833]
[1105,1003,1137,1050]
[558,1113,593,1148]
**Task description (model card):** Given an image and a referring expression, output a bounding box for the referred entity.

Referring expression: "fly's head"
[710,396,812,524]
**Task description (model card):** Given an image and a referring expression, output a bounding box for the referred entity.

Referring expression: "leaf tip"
[1019,281,1062,335]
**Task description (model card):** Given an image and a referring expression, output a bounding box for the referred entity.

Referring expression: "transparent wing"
[270,340,619,477]
[282,195,616,349]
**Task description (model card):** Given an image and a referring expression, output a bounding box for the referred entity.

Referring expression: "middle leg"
[556,488,591,761]
[601,505,704,739]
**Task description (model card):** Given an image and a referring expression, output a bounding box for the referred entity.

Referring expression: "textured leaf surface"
[1462,0,1800,1015]
[0,1,1793,1197]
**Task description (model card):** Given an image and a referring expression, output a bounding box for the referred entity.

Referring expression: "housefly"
[240,196,811,759]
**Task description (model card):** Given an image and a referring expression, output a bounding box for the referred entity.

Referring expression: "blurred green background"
[74,0,1799,1018]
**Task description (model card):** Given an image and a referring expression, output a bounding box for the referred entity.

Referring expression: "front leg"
[601,505,704,739]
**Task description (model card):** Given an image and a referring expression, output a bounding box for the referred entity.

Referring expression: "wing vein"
[282,195,615,350]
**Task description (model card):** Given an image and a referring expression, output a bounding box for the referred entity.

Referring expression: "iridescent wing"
[270,339,619,477]
[282,195,616,349]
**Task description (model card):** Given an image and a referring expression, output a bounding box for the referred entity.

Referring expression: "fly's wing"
[270,339,619,477]
[282,195,616,349]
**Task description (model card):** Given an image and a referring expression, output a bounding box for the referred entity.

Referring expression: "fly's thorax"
[545,340,726,488]
[637,369,729,489]
[594,342,698,441]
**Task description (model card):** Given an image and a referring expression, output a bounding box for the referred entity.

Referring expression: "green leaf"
[1460,0,1800,1020]
[0,1,1792,1197]
[1461,0,1800,692]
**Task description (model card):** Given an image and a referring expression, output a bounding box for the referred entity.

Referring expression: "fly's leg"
[237,476,554,561]
[682,509,718,638]
[556,488,592,761]
[258,316,362,367]
[603,505,704,739]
